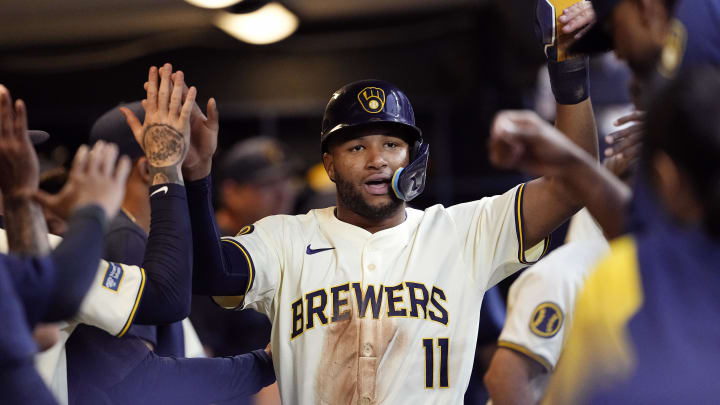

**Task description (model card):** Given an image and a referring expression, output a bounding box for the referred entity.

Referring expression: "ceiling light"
[214,3,299,45]
[185,0,243,9]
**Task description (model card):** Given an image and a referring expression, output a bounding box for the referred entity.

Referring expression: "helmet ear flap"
[392,142,430,202]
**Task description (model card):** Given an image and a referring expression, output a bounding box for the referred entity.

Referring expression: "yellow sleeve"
[542,236,643,405]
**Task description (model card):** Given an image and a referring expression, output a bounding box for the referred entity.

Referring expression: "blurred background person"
[214,136,299,235]
[38,167,70,236]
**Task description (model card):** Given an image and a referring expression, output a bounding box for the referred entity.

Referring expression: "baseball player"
[483,209,609,404]
[61,98,274,405]
[0,65,274,403]
[569,0,720,238]
[128,2,602,401]
[541,67,720,404]
[0,85,132,404]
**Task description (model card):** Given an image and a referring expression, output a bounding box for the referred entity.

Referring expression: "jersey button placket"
[359,240,380,403]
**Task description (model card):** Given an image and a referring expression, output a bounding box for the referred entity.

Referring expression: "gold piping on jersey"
[515,183,551,264]
[117,266,146,338]
[497,340,554,372]
[221,238,255,297]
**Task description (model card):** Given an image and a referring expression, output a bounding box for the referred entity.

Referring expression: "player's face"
[610,0,668,79]
[324,132,410,220]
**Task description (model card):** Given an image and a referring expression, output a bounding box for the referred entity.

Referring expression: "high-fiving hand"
[35,141,131,221]
[121,63,196,185]
[0,85,39,200]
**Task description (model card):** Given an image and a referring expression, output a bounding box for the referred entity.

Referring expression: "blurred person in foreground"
[1,65,274,404]
[483,3,613,404]
[0,84,132,404]
[487,67,720,404]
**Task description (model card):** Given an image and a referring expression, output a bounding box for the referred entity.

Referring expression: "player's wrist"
[548,57,590,105]
[182,161,212,182]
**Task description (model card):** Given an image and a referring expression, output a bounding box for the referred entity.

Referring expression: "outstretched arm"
[485,347,545,405]
[0,84,132,324]
[119,64,198,324]
[508,0,599,246]
[131,68,251,297]
[489,110,630,239]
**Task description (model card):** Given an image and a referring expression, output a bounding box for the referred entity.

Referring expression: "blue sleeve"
[4,204,107,325]
[107,349,275,403]
[477,285,506,345]
[186,176,251,296]
[0,359,58,405]
[104,228,147,267]
[133,184,193,325]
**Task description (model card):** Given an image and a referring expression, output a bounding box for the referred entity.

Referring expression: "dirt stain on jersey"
[315,310,406,405]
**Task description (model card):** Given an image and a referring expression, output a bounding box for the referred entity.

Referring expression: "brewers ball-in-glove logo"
[529,302,563,337]
[658,18,687,79]
[357,87,385,113]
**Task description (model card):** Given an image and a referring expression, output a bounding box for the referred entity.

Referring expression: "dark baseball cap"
[218,136,295,186]
[89,101,145,160]
[29,130,49,144]
[568,0,621,55]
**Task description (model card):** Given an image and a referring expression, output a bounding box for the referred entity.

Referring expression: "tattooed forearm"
[143,124,186,185]
[3,195,51,255]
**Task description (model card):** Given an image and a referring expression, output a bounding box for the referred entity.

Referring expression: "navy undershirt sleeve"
[133,183,193,325]
[186,176,251,296]
[4,204,107,325]
[101,349,275,404]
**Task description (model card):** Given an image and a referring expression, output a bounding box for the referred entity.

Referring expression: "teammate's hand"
[34,141,131,221]
[143,75,219,181]
[603,110,645,178]
[489,110,586,177]
[0,85,39,200]
[559,1,596,40]
[121,63,196,185]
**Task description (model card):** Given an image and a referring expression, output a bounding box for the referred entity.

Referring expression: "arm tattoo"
[3,195,51,255]
[143,124,186,186]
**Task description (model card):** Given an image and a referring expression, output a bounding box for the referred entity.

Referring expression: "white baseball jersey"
[215,183,549,404]
[0,229,146,405]
[494,209,609,402]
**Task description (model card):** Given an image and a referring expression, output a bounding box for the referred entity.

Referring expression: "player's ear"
[322,152,336,183]
[137,157,152,184]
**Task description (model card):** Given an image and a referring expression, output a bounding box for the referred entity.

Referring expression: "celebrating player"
[145,2,604,401]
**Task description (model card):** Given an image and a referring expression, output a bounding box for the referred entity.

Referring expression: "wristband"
[548,56,590,105]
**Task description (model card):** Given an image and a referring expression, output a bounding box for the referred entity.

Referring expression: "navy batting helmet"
[320,79,429,202]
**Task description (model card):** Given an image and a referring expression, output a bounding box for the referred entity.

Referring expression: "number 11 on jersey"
[422,338,449,388]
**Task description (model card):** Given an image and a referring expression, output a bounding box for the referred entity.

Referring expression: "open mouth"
[364,177,391,195]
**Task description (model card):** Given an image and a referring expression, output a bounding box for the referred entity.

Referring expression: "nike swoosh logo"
[306,245,335,255]
[150,186,169,198]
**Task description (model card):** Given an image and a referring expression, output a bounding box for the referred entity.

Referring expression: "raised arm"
[489,110,630,239]
[119,64,198,323]
[165,86,252,296]
[0,85,132,324]
[503,0,600,246]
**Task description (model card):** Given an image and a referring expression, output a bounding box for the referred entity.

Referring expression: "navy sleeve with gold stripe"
[187,176,252,297]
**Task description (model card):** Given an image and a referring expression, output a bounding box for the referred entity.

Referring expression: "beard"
[335,172,403,221]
